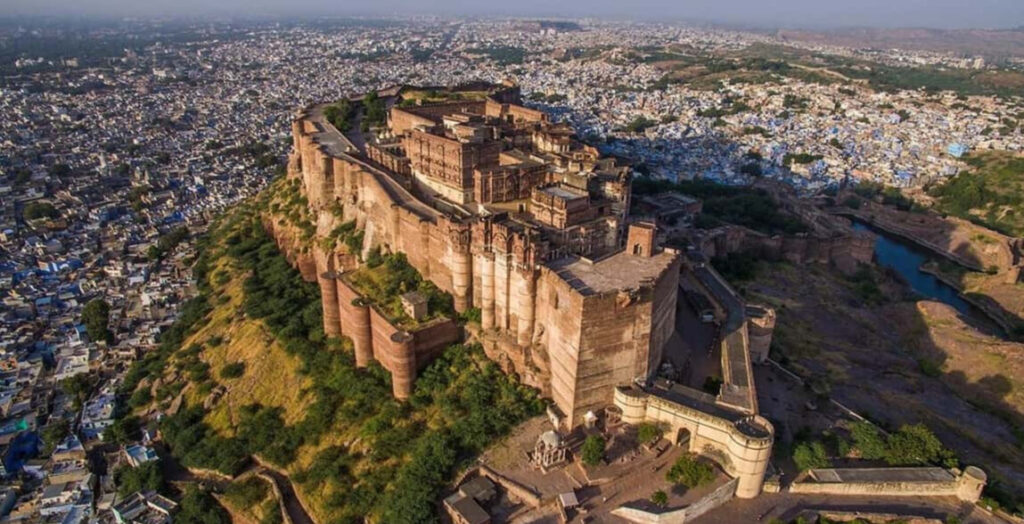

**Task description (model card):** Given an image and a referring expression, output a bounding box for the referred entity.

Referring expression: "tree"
[62,374,95,411]
[106,416,142,445]
[850,421,888,460]
[650,490,668,507]
[114,462,164,496]
[885,423,954,467]
[24,202,60,221]
[129,388,153,409]
[792,441,829,471]
[41,420,71,455]
[636,422,666,444]
[81,299,114,344]
[177,486,230,524]
[581,435,606,466]
[666,454,715,488]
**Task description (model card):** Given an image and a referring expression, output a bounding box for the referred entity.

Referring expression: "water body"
[851,221,975,316]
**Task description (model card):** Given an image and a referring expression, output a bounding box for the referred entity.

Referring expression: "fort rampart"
[275,98,680,426]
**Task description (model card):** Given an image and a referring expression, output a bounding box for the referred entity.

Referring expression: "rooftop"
[807,467,955,484]
[549,248,677,295]
[538,184,587,201]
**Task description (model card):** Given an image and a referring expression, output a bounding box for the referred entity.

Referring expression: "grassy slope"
[176,253,314,434]
[134,180,542,523]
[931,151,1024,237]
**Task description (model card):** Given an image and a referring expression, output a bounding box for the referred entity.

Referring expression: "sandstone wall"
[700,225,873,274]
[788,466,986,503]
[614,387,773,499]
[334,276,460,398]
[538,253,681,427]
[278,109,679,415]
[610,478,738,524]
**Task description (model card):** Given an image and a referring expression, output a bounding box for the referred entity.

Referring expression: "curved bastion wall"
[613,386,774,499]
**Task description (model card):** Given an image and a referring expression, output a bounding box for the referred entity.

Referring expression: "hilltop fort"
[270,81,788,499]
[272,83,987,511]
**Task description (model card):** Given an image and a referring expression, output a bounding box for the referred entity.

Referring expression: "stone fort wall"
[277,109,679,425]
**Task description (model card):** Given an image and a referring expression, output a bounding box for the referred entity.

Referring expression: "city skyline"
[1,0,1023,30]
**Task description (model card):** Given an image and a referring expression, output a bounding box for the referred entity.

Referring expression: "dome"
[539,430,562,447]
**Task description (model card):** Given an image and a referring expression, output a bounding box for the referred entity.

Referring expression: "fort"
[282,82,683,426]
[272,82,984,509]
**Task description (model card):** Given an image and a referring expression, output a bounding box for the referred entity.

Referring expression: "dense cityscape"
[1,15,1024,524]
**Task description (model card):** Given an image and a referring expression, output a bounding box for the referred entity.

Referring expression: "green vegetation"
[711,253,760,283]
[581,435,606,466]
[633,176,806,235]
[636,422,666,444]
[129,388,152,408]
[853,181,923,213]
[223,476,270,509]
[527,92,568,104]
[702,375,723,395]
[40,420,70,456]
[666,454,715,488]
[220,361,246,379]
[846,266,886,306]
[850,421,957,467]
[323,99,355,132]
[223,141,280,170]
[929,152,1024,236]
[783,153,823,166]
[346,252,455,328]
[119,190,543,522]
[148,225,190,260]
[650,490,668,507]
[106,415,142,445]
[734,42,1024,97]
[466,46,526,65]
[49,164,72,177]
[624,116,657,134]
[324,219,364,255]
[23,201,58,221]
[81,298,114,344]
[792,440,829,471]
[62,373,95,411]
[697,101,750,118]
[114,462,164,496]
[362,92,387,131]
[177,486,231,524]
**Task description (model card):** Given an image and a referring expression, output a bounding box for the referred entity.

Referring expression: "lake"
[851,221,975,317]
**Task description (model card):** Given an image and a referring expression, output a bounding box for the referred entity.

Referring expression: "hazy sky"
[3,0,1024,29]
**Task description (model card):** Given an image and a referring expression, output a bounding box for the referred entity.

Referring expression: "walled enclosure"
[277,84,681,427]
[614,386,773,499]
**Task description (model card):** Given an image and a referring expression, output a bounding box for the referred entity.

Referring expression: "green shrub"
[666,454,715,487]
[129,388,152,409]
[114,462,164,496]
[221,362,246,379]
[178,486,230,524]
[581,435,606,466]
[636,422,666,444]
[224,477,269,508]
[792,441,829,471]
